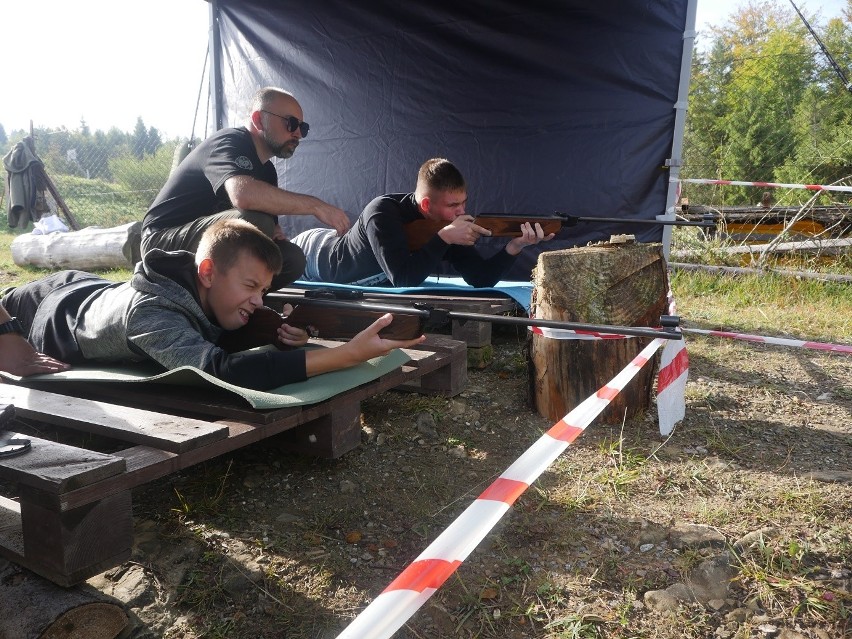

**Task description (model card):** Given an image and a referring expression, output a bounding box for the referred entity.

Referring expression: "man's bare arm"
[224,175,350,235]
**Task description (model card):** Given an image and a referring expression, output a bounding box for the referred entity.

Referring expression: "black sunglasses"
[261,110,310,137]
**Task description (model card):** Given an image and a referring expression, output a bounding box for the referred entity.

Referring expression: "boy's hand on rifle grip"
[505,221,556,255]
[277,323,310,347]
[278,303,310,346]
[437,215,492,246]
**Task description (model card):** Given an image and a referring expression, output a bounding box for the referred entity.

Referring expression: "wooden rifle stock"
[405,215,563,252]
[216,304,425,353]
[284,304,425,340]
[216,307,290,353]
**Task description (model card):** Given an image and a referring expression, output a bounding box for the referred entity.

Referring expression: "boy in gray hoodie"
[0,219,424,391]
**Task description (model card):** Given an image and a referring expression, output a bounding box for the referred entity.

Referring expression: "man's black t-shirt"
[317,192,516,288]
[144,127,277,233]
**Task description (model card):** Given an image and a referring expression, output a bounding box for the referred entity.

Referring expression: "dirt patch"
[61,328,852,637]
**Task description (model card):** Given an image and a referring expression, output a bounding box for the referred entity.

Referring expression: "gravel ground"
[83,324,852,639]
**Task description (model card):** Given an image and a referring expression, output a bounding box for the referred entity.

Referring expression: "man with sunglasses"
[142,87,349,288]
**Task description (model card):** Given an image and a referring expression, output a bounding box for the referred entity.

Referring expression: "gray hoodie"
[29,249,307,390]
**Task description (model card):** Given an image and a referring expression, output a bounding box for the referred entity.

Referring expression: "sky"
[1,0,848,141]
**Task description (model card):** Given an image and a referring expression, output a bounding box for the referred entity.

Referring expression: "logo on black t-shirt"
[235,156,253,170]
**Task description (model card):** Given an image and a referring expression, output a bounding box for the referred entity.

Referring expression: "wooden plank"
[0,385,228,453]
[0,434,125,494]
[57,342,465,510]
[396,335,468,396]
[0,490,133,587]
[19,380,296,425]
[275,401,362,458]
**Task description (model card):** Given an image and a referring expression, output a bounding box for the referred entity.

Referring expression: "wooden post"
[34,163,82,231]
[527,242,668,424]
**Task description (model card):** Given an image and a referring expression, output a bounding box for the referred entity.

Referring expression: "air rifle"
[404,212,716,251]
[217,289,682,353]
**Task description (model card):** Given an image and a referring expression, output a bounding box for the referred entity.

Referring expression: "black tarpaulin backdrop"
[215,0,688,280]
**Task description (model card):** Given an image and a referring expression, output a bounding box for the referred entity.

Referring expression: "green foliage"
[683,1,852,206]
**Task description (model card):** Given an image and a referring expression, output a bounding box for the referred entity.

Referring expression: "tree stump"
[0,560,127,639]
[527,242,667,424]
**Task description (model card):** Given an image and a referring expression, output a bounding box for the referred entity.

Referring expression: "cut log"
[528,242,667,424]
[10,222,141,271]
[0,559,127,639]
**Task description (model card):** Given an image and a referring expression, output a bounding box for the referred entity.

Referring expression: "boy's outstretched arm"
[304,313,425,377]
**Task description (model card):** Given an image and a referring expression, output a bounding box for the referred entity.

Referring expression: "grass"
[670,268,852,342]
[733,534,850,623]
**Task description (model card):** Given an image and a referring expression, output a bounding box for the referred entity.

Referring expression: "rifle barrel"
[442,309,681,340]
[267,295,681,340]
[569,215,714,228]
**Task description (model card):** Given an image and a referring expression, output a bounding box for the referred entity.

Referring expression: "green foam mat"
[1,347,410,410]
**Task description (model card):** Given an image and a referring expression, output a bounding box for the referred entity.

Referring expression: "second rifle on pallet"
[217,289,681,354]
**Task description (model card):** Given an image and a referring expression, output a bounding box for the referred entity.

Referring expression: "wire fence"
[2,127,190,232]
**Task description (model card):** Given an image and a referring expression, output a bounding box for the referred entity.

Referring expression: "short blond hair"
[196,219,283,274]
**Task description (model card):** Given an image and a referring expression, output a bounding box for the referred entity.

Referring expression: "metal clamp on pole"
[660,315,681,329]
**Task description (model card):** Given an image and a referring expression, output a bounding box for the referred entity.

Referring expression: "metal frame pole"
[208,0,225,131]
[661,0,698,260]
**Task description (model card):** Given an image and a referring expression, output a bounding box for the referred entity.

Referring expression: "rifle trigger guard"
[555,210,578,226]
[413,303,451,329]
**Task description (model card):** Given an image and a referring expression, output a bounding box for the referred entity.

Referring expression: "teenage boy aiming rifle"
[0,220,424,390]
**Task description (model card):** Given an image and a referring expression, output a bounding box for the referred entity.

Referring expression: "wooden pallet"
[0,336,466,587]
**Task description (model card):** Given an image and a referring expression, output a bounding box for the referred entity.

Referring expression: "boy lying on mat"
[0,220,424,390]
[291,158,554,287]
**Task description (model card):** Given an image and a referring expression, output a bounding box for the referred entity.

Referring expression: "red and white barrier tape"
[657,292,688,435]
[529,325,631,340]
[529,325,851,356]
[676,177,852,193]
[336,338,667,639]
[683,328,852,354]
